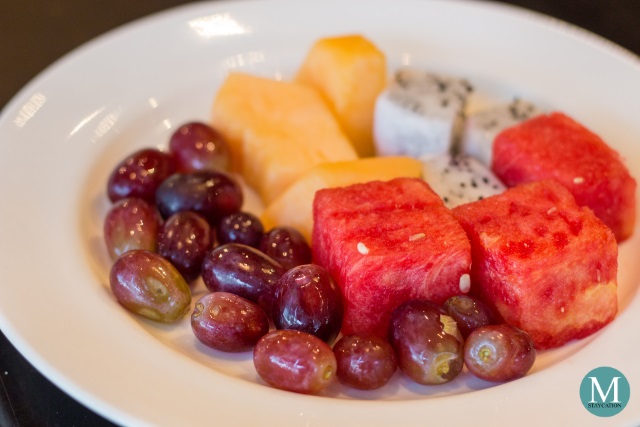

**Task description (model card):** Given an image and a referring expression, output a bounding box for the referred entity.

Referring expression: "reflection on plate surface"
[0,1,639,426]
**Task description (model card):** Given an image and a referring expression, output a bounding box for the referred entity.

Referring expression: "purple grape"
[333,334,397,390]
[109,250,191,323]
[103,197,161,261]
[464,324,536,382]
[259,226,311,270]
[443,295,495,338]
[191,292,269,352]
[169,122,230,173]
[217,212,264,247]
[155,171,243,225]
[388,300,463,385]
[273,264,343,343]
[253,330,336,394]
[157,211,212,282]
[107,148,176,203]
[201,243,285,316]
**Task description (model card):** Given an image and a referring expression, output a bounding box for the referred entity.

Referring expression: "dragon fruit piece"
[421,153,506,209]
[460,98,540,167]
[373,67,473,158]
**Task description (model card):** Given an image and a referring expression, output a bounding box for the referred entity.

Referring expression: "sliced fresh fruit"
[492,111,636,241]
[262,156,422,242]
[296,34,387,157]
[210,72,357,204]
[421,153,506,209]
[374,67,472,158]
[452,179,618,349]
[459,98,540,167]
[313,177,472,337]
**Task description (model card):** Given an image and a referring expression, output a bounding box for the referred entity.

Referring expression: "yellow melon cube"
[210,72,358,204]
[261,156,423,242]
[296,34,387,157]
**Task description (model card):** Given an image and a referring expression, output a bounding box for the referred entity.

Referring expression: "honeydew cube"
[211,72,357,204]
[261,156,423,242]
[296,34,387,157]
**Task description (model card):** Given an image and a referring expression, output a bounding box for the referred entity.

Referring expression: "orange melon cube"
[296,34,387,157]
[261,156,422,242]
[211,72,357,204]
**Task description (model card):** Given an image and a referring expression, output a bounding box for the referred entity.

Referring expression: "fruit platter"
[0,0,639,426]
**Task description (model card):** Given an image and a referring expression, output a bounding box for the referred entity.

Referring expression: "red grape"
[157,211,212,282]
[464,324,536,382]
[169,122,230,173]
[253,330,336,394]
[273,264,343,343]
[217,212,264,247]
[107,148,176,203]
[155,171,243,225]
[191,292,269,352]
[201,243,285,316]
[259,226,311,270]
[103,197,161,261]
[333,334,397,390]
[443,295,495,338]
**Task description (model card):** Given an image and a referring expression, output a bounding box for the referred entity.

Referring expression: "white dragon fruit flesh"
[373,67,473,158]
[421,153,506,209]
[460,98,540,167]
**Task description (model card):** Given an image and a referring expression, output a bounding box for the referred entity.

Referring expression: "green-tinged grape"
[464,324,536,382]
[109,250,191,323]
[388,300,463,385]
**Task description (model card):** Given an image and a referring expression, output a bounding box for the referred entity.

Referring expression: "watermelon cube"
[312,177,472,337]
[492,112,636,242]
[452,180,618,349]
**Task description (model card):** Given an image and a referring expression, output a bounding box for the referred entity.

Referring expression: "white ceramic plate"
[1,0,639,425]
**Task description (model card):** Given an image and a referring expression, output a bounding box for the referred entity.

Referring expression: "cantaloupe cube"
[261,156,423,242]
[211,72,358,204]
[296,34,387,157]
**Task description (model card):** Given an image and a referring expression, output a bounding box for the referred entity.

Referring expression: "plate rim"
[1,1,639,426]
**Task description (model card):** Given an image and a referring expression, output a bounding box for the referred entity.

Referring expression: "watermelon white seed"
[373,67,473,158]
[421,153,506,208]
[459,98,540,167]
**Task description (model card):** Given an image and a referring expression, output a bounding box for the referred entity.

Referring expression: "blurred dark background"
[2,0,640,111]
[0,1,639,426]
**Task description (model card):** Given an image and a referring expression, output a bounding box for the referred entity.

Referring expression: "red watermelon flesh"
[492,112,636,242]
[452,179,617,349]
[312,177,472,337]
